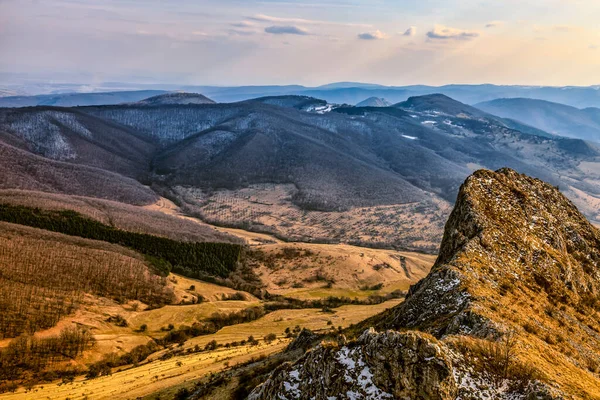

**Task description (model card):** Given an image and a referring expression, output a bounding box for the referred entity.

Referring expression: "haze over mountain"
[0,90,168,108]
[133,92,215,106]
[476,98,600,142]
[4,83,600,109]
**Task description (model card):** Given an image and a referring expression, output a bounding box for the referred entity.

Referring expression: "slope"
[0,90,167,108]
[356,97,392,107]
[134,92,215,105]
[477,98,600,142]
[0,107,156,179]
[251,169,600,399]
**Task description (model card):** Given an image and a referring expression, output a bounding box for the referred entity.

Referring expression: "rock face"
[249,329,457,400]
[377,168,600,336]
[249,168,600,399]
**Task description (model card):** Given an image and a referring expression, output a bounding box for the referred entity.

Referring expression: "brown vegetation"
[0,222,174,339]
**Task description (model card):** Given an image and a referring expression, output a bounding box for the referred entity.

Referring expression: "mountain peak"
[134,92,215,105]
[378,168,600,335]
[253,168,600,398]
[355,97,392,107]
[395,93,487,117]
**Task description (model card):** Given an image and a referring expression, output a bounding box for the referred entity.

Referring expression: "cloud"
[231,21,255,28]
[248,14,369,27]
[426,25,479,40]
[403,26,417,36]
[265,25,309,35]
[485,21,503,28]
[553,25,576,32]
[358,30,387,40]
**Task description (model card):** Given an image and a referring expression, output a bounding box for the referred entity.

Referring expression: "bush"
[264,333,277,343]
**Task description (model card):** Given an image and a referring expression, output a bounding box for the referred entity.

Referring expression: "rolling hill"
[3,93,600,250]
[477,97,600,142]
[356,97,392,107]
[133,92,215,106]
[0,90,167,108]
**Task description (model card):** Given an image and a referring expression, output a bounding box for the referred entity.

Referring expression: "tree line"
[0,204,243,279]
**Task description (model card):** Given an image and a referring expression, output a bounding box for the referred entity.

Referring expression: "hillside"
[243,95,328,111]
[134,92,215,106]
[477,98,600,142]
[0,90,167,108]
[249,169,600,399]
[3,94,600,249]
[356,97,391,107]
[0,140,157,205]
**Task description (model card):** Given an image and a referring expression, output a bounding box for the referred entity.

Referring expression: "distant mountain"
[193,84,600,108]
[134,92,215,105]
[395,93,489,117]
[316,82,387,90]
[7,83,600,108]
[0,89,21,98]
[0,90,167,108]
[243,95,328,111]
[395,94,554,138]
[356,97,391,107]
[476,98,600,142]
[84,94,599,215]
[4,93,600,249]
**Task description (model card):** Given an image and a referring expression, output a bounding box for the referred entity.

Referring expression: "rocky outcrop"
[249,168,600,399]
[249,329,457,400]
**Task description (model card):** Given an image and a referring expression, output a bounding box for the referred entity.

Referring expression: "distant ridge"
[476,97,600,142]
[356,97,391,107]
[134,92,215,105]
[0,90,167,108]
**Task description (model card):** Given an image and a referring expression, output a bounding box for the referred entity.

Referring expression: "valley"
[2,90,600,399]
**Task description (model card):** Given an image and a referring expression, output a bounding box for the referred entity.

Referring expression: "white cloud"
[265,25,309,35]
[403,26,417,36]
[358,30,387,40]
[426,25,479,40]
[248,14,369,27]
[485,21,504,28]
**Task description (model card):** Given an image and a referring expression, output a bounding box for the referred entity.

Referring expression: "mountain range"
[2,91,600,251]
[477,98,600,142]
[3,83,600,108]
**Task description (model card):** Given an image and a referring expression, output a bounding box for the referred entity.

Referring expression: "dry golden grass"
[0,300,400,400]
[0,221,173,340]
[249,242,434,299]
[172,184,450,252]
[0,341,289,400]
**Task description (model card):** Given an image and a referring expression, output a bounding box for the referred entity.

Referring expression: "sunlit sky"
[1,0,599,86]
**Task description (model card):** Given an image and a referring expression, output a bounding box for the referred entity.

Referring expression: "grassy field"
[0,195,434,399]
[0,300,400,400]
[1,341,289,400]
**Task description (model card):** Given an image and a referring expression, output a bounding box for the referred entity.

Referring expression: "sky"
[1,0,600,86]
